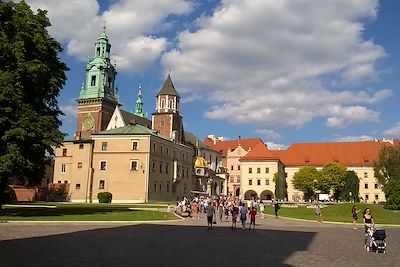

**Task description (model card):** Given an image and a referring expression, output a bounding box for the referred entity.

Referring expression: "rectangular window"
[79,143,84,149]
[159,163,163,173]
[160,145,163,155]
[364,183,368,189]
[130,160,138,171]
[76,184,81,190]
[62,148,67,156]
[99,180,105,189]
[238,165,240,171]
[265,167,270,174]
[249,167,253,174]
[364,172,368,178]
[231,165,233,171]
[159,184,162,192]
[91,75,96,86]
[374,183,378,189]
[153,143,156,152]
[249,179,253,186]
[101,142,108,151]
[61,164,66,173]
[152,161,156,172]
[166,147,169,155]
[230,177,235,183]
[236,177,241,183]
[100,161,107,170]
[257,179,261,186]
[265,179,270,186]
[257,168,261,174]
[375,194,379,201]
[77,162,82,168]
[64,180,68,184]
[365,194,369,200]
[58,181,61,183]
[166,164,169,174]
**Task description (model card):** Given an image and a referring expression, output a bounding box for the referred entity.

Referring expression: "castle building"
[53,28,224,202]
[206,135,395,203]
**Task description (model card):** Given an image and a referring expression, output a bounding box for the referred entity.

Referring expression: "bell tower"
[75,25,118,139]
[152,74,185,143]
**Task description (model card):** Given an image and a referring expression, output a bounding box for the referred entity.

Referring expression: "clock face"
[83,116,94,130]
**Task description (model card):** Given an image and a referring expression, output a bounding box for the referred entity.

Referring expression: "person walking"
[231,205,239,230]
[218,201,224,222]
[316,203,323,223]
[259,201,265,219]
[273,199,280,218]
[205,202,215,230]
[249,206,257,230]
[352,205,360,229]
[239,203,248,231]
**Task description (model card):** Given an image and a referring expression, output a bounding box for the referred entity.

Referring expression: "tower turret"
[75,26,118,138]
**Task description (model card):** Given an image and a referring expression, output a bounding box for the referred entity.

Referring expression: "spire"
[133,84,145,117]
[157,74,180,97]
[78,26,117,103]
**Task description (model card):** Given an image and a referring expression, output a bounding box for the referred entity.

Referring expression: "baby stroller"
[366,226,387,254]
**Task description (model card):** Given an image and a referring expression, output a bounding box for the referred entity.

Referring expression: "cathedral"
[53,28,226,203]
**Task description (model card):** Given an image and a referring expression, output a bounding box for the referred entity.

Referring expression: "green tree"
[292,166,319,201]
[374,146,400,210]
[0,1,68,211]
[273,172,281,199]
[341,171,360,202]
[318,163,347,198]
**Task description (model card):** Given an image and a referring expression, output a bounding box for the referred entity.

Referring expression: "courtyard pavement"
[0,215,399,267]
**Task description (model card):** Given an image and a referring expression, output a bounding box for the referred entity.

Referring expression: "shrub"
[97,192,112,203]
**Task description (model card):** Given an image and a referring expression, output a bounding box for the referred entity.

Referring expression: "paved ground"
[0,215,399,267]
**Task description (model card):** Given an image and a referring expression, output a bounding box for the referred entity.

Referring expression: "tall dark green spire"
[133,84,145,117]
[78,25,118,103]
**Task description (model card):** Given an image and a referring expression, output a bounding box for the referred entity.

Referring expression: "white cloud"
[265,142,287,150]
[59,99,77,121]
[162,0,389,129]
[335,135,374,142]
[326,106,379,128]
[253,129,282,142]
[27,0,193,72]
[383,123,400,137]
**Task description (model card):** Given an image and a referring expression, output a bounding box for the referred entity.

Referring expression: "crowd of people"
[173,196,280,230]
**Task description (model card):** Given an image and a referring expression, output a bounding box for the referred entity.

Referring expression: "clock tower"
[76,26,118,139]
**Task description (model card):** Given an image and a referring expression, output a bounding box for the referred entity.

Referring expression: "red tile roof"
[240,142,279,161]
[203,137,264,157]
[271,141,392,167]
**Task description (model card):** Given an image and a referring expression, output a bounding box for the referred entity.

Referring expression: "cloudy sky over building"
[25,0,400,148]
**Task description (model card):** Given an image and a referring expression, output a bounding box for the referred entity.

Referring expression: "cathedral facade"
[53,28,224,203]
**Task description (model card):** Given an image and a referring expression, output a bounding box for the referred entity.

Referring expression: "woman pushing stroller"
[363,208,374,249]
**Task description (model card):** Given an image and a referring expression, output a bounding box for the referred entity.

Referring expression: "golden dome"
[194,156,208,168]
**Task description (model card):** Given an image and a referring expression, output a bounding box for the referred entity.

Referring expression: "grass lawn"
[264,203,400,225]
[0,203,177,221]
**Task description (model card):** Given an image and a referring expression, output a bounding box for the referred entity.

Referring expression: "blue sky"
[26,0,400,149]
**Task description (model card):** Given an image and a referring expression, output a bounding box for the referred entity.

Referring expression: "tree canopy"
[292,166,319,200]
[0,1,68,207]
[292,163,348,201]
[374,145,400,209]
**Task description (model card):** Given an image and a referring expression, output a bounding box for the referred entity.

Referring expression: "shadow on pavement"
[0,224,316,267]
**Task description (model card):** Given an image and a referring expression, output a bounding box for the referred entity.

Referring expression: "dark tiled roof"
[120,109,151,128]
[157,74,179,97]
